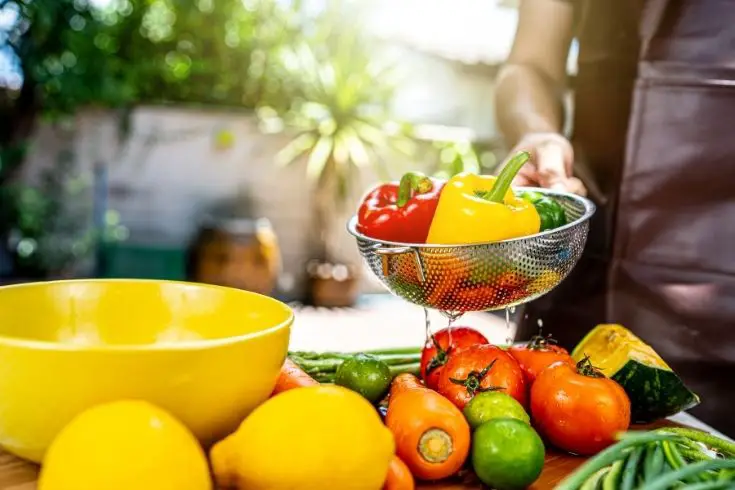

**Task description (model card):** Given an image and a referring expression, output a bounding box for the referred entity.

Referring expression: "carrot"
[383,455,415,490]
[385,373,470,481]
[271,358,319,395]
[390,372,425,398]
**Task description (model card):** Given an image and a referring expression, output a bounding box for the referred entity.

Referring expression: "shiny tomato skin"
[437,344,527,410]
[420,327,489,390]
[508,344,574,384]
[530,361,631,456]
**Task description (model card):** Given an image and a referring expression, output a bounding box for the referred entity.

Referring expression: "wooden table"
[1,297,729,489]
[0,413,724,489]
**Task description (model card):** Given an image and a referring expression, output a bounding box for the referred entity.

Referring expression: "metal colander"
[347,188,596,314]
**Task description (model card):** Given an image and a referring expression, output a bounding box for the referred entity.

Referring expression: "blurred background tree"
[0,0,308,277]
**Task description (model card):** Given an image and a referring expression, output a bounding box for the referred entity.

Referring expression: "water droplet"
[503,307,515,345]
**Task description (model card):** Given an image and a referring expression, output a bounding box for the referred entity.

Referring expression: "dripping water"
[504,307,513,345]
[423,307,432,343]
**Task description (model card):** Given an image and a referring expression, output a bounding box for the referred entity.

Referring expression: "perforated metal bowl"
[347,188,596,314]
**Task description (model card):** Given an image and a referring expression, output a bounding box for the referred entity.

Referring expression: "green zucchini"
[572,324,700,422]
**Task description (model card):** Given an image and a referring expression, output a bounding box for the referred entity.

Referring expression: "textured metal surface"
[348,188,596,313]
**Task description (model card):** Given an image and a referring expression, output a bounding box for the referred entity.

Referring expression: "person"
[495,0,735,435]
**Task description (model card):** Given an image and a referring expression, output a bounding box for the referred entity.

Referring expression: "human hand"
[503,133,587,196]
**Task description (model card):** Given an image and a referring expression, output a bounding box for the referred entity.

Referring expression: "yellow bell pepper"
[426,151,541,244]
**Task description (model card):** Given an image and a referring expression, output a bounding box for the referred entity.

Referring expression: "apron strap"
[640,0,671,59]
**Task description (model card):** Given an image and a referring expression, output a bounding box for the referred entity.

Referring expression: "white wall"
[22,106,426,298]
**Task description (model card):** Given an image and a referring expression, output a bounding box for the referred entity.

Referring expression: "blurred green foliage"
[430,139,501,179]
[2,0,304,123]
[0,0,309,276]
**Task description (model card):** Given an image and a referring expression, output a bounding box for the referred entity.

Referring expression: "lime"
[471,418,545,490]
[335,354,392,404]
[463,391,530,430]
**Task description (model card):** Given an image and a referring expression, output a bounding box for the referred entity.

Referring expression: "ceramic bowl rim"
[0,278,294,352]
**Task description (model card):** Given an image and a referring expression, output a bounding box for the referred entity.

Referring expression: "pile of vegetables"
[270,323,719,490]
[355,151,568,246]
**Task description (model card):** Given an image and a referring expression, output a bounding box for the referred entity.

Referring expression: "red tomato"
[508,334,575,384]
[437,344,526,410]
[530,358,631,456]
[420,327,488,390]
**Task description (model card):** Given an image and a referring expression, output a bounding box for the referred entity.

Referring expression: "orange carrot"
[385,374,470,481]
[383,455,415,490]
[271,358,318,395]
[390,372,426,398]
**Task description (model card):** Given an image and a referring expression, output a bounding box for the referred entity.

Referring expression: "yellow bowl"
[0,279,293,463]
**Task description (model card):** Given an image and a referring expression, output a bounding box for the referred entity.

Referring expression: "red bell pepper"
[356,172,445,243]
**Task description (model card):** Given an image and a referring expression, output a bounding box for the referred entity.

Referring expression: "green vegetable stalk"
[558,429,735,490]
[288,347,423,384]
[555,432,678,490]
[644,460,735,490]
[656,427,735,458]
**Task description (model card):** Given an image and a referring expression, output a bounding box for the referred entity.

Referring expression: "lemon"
[38,400,211,490]
[211,385,395,490]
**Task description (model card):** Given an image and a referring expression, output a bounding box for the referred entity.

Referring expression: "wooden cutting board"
[0,447,583,490]
[0,422,680,490]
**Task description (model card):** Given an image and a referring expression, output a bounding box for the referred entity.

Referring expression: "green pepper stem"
[396,171,433,207]
[486,151,531,203]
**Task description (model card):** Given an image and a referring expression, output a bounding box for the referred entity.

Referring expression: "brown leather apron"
[519,0,735,436]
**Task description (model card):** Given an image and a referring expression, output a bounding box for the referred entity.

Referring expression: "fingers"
[505,133,582,194]
[566,176,588,197]
[512,163,537,187]
[533,138,574,191]
[512,174,535,186]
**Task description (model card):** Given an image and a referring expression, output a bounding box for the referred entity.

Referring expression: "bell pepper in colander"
[425,151,541,245]
[517,191,568,232]
[357,172,445,243]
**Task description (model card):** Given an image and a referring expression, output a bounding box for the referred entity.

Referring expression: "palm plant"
[259,21,414,263]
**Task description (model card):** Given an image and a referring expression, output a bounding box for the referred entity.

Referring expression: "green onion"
[602,459,624,490]
[620,446,645,490]
[679,482,735,490]
[656,427,735,458]
[556,432,678,490]
[581,467,610,490]
[644,459,735,490]
[680,441,719,463]
[643,443,665,482]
